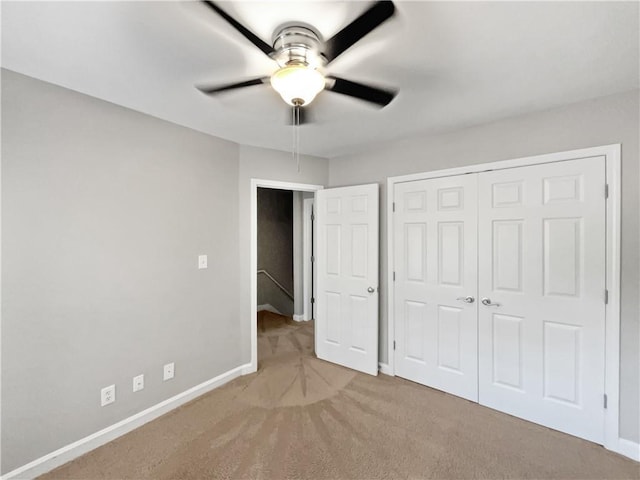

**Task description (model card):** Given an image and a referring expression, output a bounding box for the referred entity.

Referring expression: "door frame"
[250,179,323,372]
[302,197,315,321]
[386,144,621,453]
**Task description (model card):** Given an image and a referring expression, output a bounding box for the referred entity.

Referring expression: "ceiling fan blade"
[201,1,275,57]
[196,77,269,95]
[322,1,395,64]
[325,76,397,107]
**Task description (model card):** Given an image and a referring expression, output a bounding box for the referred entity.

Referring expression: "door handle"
[367,286,375,293]
[481,297,501,307]
[456,296,475,304]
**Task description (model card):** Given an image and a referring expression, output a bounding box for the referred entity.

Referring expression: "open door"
[315,184,379,375]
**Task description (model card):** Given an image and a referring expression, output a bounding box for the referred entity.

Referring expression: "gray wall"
[1,71,330,474]
[292,191,303,317]
[257,188,294,316]
[1,70,242,473]
[293,191,315,319]
[328,89,640,443]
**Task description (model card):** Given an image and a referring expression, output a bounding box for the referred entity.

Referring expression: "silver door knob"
[367,287,375,293]
[481,297,501,307]
[456,296,475,304]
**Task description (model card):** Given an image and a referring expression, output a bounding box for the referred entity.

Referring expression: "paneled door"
[316,184,379,375]
[477,157,606,443]
[393,175,479,401]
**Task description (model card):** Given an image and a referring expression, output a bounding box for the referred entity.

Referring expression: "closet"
[392,155,607,444]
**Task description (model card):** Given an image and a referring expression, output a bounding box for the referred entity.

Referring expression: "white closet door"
[316,184,379,376]
[477,156,606,443]
[394,175,478,401]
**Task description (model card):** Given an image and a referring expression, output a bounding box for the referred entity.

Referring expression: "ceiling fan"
[196,1,398,124]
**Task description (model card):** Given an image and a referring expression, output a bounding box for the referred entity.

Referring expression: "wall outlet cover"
[198,255,207,269]
[163,362,175,381]
[101,384,116,406]
[133,374,144,392]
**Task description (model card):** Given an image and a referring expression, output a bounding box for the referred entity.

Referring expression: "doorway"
[249,179,382,377]
[249,180,323,373]
[256,187,297,318]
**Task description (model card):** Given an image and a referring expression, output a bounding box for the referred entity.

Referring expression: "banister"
[257,269,294,301]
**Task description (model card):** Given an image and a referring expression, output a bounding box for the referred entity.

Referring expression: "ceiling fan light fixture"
[270,65,325,106]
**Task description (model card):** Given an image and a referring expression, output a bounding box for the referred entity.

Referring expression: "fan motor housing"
[272,25,324,68]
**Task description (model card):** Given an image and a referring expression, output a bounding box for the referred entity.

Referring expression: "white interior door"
[316,184,379,375]
[393,175,478,401]
[477,156,606,443]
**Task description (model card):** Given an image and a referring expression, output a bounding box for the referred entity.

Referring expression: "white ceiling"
[2,1,638,158]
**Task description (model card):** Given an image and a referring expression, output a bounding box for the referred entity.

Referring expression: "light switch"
[198,255,208,269]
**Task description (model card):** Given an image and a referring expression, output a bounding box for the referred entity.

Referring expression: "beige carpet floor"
[42,311,639,479]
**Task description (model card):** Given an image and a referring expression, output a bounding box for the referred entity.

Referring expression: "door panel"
[491,313,524,390]
[492,220,524,292]
[316,184,379,375]
[394,175,478,401]
[477,156,606,443]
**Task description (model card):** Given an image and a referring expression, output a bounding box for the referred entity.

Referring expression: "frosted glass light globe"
[270,65,325,106]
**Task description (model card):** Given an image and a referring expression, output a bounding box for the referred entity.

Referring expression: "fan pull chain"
[292,104,301,172]
[296,105,300,172]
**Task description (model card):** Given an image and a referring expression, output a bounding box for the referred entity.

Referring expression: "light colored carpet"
[41,311,639,479]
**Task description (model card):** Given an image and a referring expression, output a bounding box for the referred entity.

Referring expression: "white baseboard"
[616,438,640,462]
[378,362,393,376]
[1,363,252,480]
[292,314,311,322]
[257,304,281,315]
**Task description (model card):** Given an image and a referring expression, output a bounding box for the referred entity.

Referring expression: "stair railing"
[257,269,294,300]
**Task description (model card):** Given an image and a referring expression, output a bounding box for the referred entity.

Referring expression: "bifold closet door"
[477,156,606,443]
[394,175,478,401]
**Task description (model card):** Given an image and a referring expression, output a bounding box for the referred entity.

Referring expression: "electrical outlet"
[163,362,174,381]
[101,384,116,406]
[198,255,208,269]
[133,374,144,392]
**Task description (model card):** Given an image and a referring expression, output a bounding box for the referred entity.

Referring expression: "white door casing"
[393,175,479,401]
[316,184,379,376]
[477,156,606,443]
[303,197,314,321]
